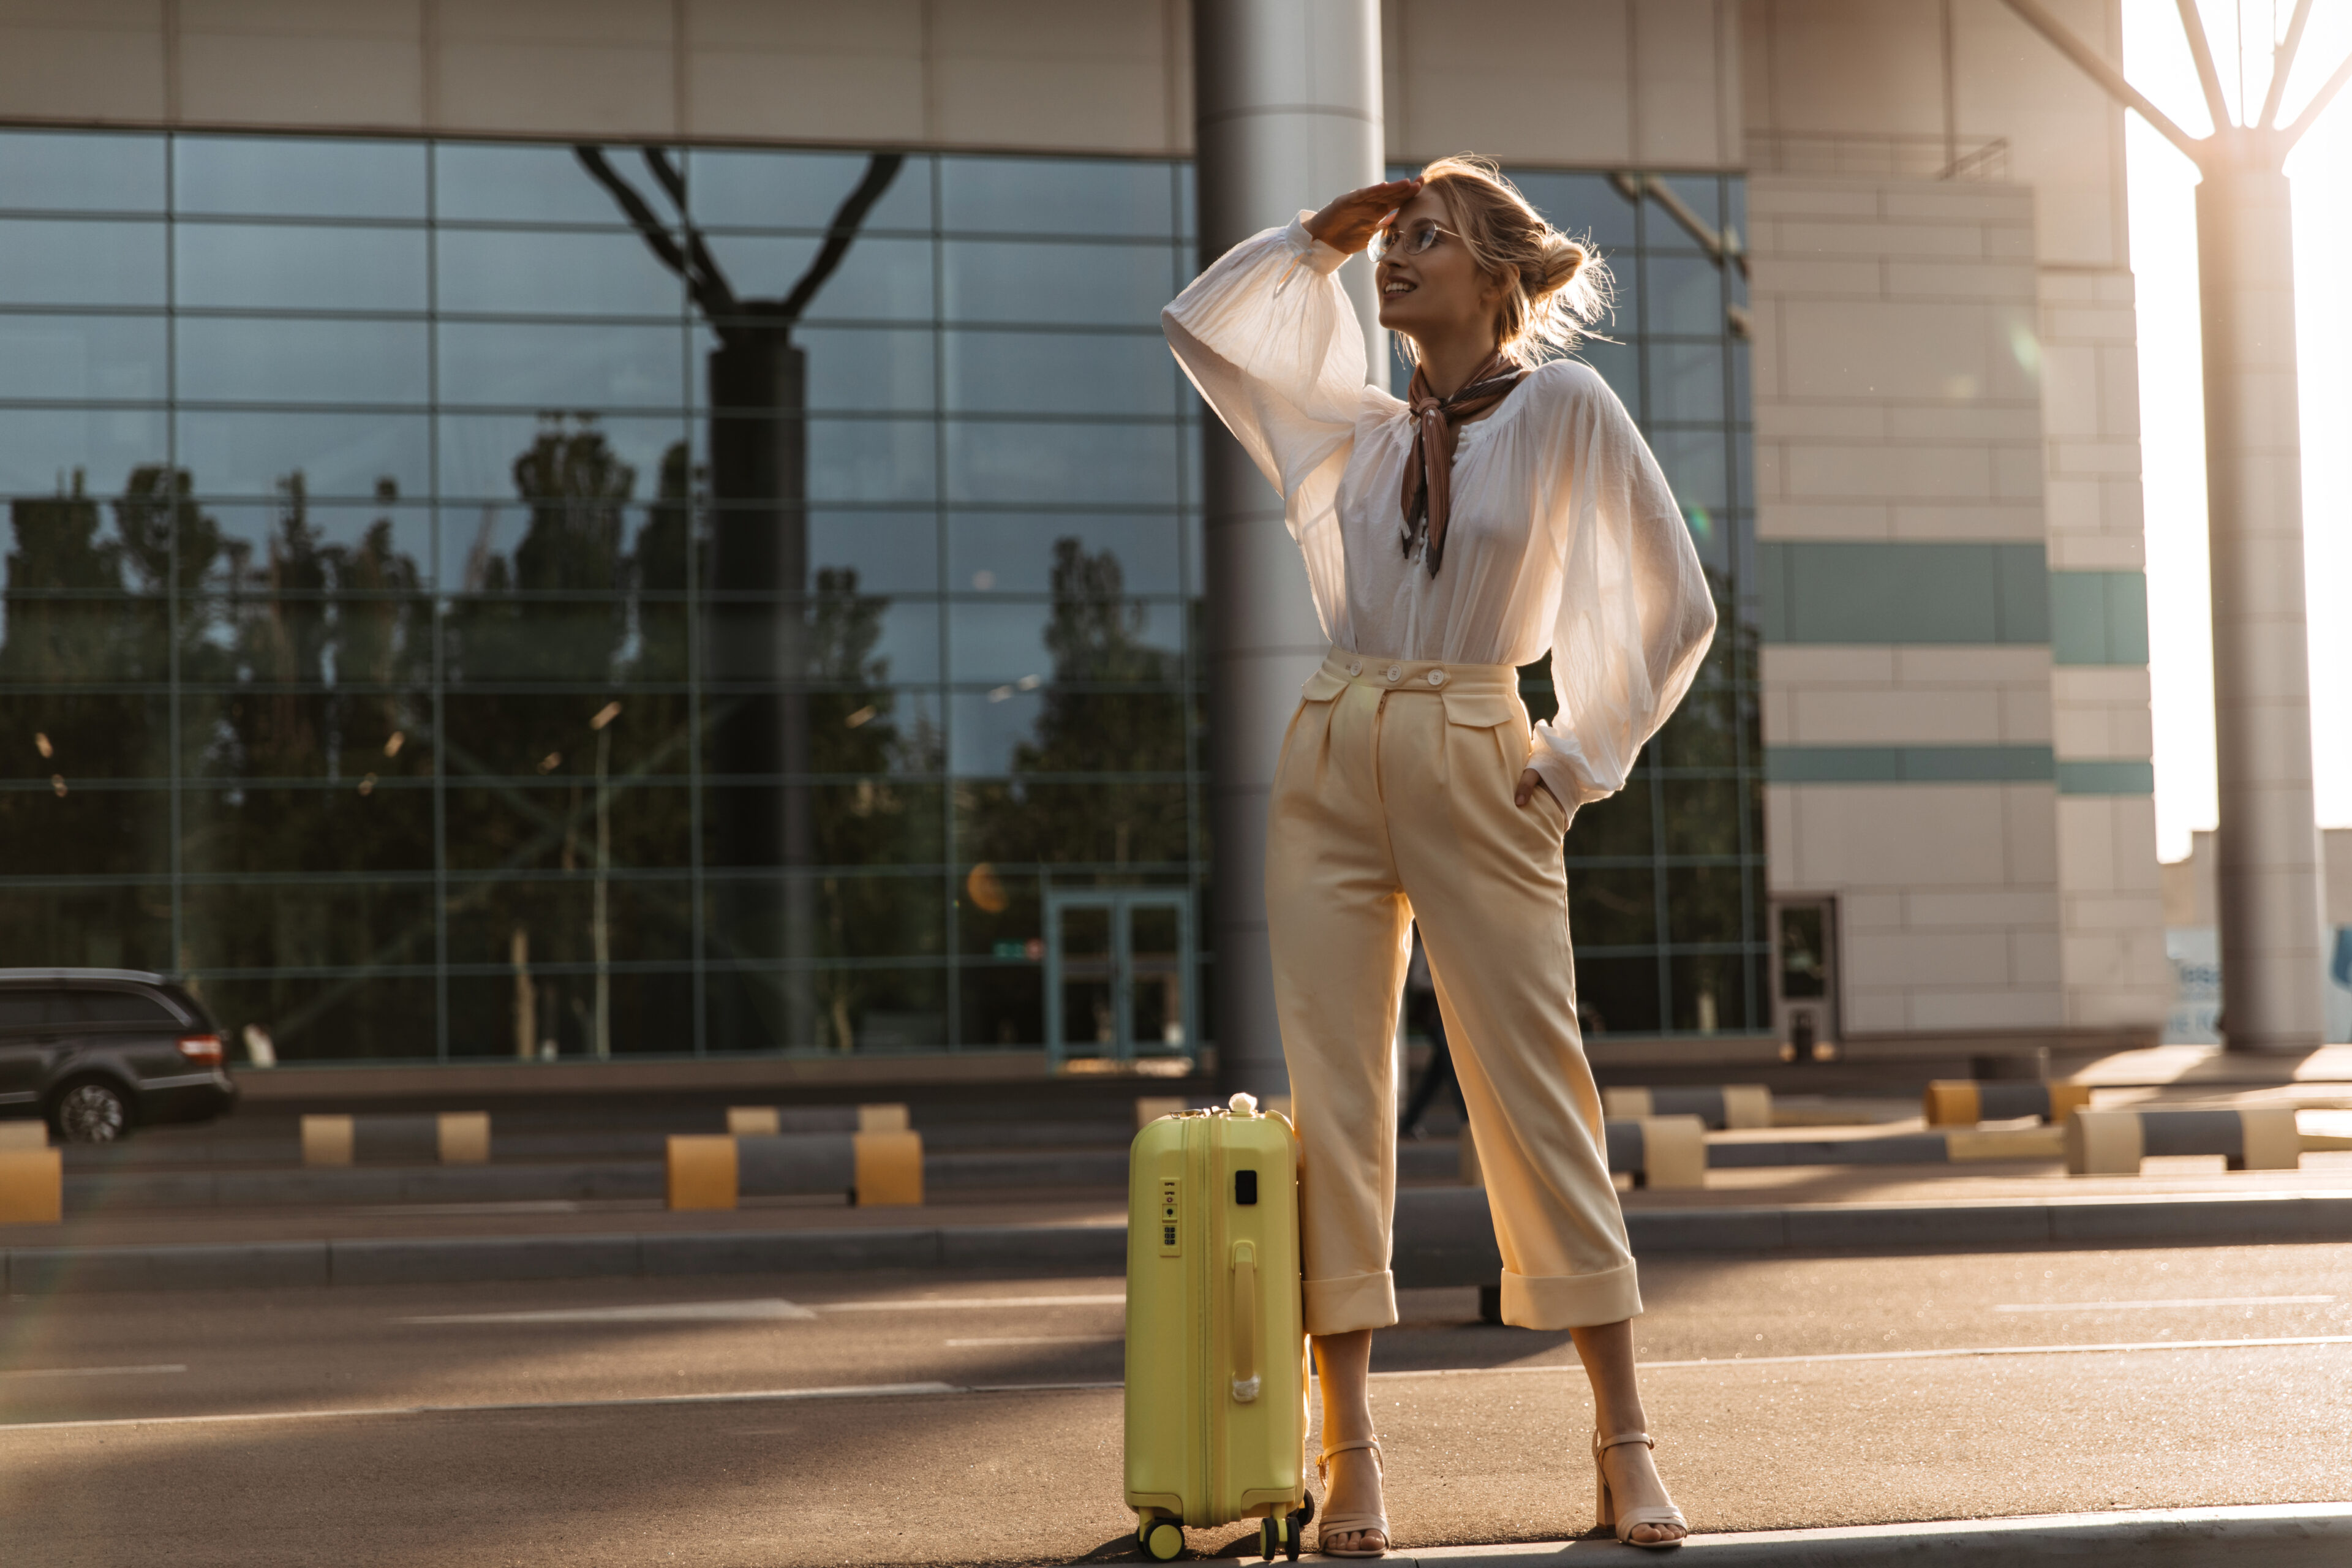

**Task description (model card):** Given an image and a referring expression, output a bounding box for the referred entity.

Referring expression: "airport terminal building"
[0,1,2179,1082]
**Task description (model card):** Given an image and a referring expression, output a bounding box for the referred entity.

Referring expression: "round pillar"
[1191,0,1384,1096]
[2196,134,2328,1052]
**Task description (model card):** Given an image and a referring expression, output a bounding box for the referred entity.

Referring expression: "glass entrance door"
[1044,889,1196,1072]
[1771,897,1839,1061]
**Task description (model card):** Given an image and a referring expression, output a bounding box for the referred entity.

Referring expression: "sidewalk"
[1373,1504,2352,1564]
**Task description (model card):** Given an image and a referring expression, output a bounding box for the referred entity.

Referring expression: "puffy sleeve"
[1163,217,1376,633]
[1525,366,1719,815]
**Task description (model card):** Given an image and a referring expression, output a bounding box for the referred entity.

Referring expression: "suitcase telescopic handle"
[1231,1240,1261,1402]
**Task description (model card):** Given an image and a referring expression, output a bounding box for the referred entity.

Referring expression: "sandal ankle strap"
[1595,1430,1656,1453]
[1321,1436,1382,1461]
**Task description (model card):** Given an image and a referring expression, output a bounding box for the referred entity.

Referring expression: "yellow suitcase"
[1125,1092,1313,1562]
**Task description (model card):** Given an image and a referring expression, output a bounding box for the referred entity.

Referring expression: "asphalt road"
[2,1244,2349,1566]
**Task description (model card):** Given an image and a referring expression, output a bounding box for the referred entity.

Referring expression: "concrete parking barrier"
[1464,1115,1706,1191]
[1602,1084,1771,1129]
[300,1113,492,1167]
[1923,1080,2093,1126]
[2066,1106,2301,1175]
[665,1130,924,1210]
[0,1146,62,1224]
[724,1103,908,1136]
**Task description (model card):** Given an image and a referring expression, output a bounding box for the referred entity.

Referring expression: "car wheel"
[52,1080,130,1144]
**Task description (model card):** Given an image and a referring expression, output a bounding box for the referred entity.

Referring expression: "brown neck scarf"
[1400,350,1526,577]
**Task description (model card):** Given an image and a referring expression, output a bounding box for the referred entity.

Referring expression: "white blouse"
[1162,216,1719,816]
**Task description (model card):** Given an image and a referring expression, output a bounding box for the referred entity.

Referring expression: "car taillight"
[176,1033,224,1068]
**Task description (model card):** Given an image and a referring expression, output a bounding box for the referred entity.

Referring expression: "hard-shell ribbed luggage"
[1125,1092,1314,1562]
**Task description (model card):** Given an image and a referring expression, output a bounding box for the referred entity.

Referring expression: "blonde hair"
[1401,153,1612,364]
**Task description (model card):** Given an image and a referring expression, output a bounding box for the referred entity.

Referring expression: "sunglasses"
[1370,218,1458,261]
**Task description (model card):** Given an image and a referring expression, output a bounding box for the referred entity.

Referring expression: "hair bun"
[1537,235,1587,296]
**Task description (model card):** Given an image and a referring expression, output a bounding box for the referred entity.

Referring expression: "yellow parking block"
[0,1122,48,1150]
[0,1148,62,1224]
[437,1112,491,1164]
[1921,1082,1981,1126]
[1721,1086,1773,1130]
[726,1106,780,1136]
[1947,1125,2065,1162]
[852,1130,924,1207]
[858,1102,910,1133]
[2065,1109,2144,1174]
[666,1134,739,1210]
[2240,1107,2301,1170]
[301,1114,355,1167]
[1637,1116,1708,1189]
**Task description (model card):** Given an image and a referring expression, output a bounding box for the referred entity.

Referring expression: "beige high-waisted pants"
[1268,648,1641,1336]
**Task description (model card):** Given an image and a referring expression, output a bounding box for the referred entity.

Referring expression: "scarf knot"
[1399,351,1525,576]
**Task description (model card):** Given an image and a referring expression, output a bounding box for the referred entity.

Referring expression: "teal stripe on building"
[2049,571,2150,665]
[1757,542,2049,644]
[1757,544,2151,668]
[1766,747,2154,793]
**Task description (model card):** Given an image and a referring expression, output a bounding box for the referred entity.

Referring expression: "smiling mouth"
[1382,281,1416,296]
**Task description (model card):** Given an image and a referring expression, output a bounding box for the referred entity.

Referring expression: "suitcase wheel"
[1256,1518,1279,1561]
[1137,1517,1185,1561]
[1286,1503,1311,1561]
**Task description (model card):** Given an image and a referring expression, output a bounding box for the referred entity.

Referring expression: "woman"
[1163,156,1716,1554]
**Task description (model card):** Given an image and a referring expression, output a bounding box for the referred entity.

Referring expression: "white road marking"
[405,1299,818,1325]
[0,1382,962,1433]
[1366,1334,2352,1380]
[0,1364,187,1380]
[812,1294,1125,1312]
[1992,1295,2334,1312]
[944,1335,1121,1347]
[17,1332,2347,1436]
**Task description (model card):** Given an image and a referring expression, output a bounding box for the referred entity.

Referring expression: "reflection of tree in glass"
[576,143,902,1050]
[963,539,1188,874]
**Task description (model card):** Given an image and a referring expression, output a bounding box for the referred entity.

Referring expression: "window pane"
[184,879,436,968]
[0,314,167,401]
[940,156,1175,238]
[0,886,172,970]
[699,233,934,321]
[176,317,429,405]
[176,135,426,219]
[0,219,167,306]
[948,598,1182,686]
[809,511,939,594]
[0,408,168,497]
[956,780,1189,865]
[198,973,437,1061]
[438,320,685,409]
[1647,342,1725,424]
[195,501,434,592]
[440,694,695,779]
[0,786,170,874]
[447,967,696,1058]
[1665,864,1748,946]
[1569,865,1656,948]
[1571,955,1660,1036]
[1643,253,1723,334]
[941,329,1178,417]
[178,223,428,312]
[0,696,169,778]
[437,414,686,503]
[1651,428,1727,513]
[443,788,695,873]
[1518,172,1636,252]
[943,420,1178,505]
[940,239,1170,326]
[1670,951,1752,1033]
[0,131,166,213]
[176,410,429,499]
[437,142,652,226]
[436,227,685,317]
[180,690,432,782]
[0,599,171,685]
[686,148,933,233]
[72,989,178,1024]
[794,325,937,413]
[949,513,1182,595]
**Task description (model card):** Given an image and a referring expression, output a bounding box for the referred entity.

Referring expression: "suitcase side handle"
[1231,1240,1261,1403]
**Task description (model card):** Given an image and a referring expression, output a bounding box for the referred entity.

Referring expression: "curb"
[1382,1503,2352,1563]
[10,1190,2352,1295]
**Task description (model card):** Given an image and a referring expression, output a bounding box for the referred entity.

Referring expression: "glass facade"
[0,126,1758,1064]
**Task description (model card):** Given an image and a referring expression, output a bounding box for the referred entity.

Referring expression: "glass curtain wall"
[0,129,1200,1061]
[1387,167,1768,1039]
[0,129,1757,1063]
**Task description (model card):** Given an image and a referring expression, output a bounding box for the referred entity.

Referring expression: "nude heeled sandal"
[1593,1429,1688,1550]
[1314,1435,1390,1558]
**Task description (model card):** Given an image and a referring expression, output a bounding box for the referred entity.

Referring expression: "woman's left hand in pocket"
[1513,769,1560,811]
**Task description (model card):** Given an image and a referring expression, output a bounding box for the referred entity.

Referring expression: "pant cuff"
[1303,1270,1397,1335]
[1500,1261,1642,1329]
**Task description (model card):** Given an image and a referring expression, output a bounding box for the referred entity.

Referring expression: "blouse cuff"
[1525,749,1586,818]
[1285,214,1351,276]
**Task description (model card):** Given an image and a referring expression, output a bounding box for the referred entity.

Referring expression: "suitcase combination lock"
[1157,1177,1181,1254]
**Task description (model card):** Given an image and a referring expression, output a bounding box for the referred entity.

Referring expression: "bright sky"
[2122,0,2352,861]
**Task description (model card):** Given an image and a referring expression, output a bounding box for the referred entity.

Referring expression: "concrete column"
[2196,138,2328,1052]
[1191,0,1384,1098]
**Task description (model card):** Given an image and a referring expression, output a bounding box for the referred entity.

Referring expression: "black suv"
[0,970,239,1142]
